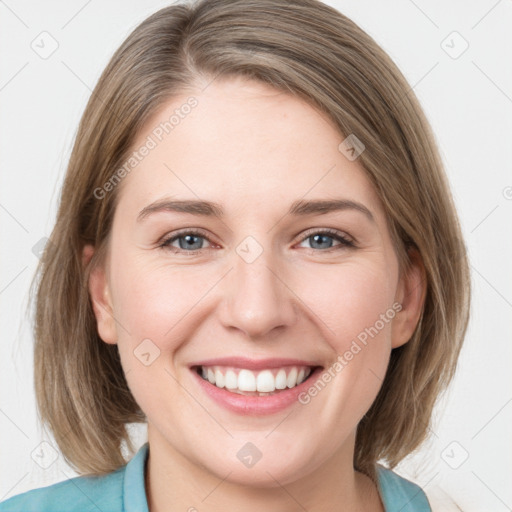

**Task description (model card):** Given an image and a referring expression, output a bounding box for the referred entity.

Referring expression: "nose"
[218,246,298,340]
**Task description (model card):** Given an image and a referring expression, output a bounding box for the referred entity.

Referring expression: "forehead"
[115,77,383,221]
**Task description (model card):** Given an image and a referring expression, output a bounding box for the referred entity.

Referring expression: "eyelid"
[158,227,213,245]
[296,227,355,246]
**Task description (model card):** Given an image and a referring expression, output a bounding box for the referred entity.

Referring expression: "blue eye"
[159,230,211,254]
[298,229,355,251]
[159,228,355,255]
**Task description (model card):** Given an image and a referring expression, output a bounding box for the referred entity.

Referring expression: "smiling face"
[85,75,424,488]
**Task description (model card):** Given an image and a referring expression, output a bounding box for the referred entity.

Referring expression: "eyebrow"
[136,197,375,223]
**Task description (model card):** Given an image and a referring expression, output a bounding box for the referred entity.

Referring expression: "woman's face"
[87,76,423,486]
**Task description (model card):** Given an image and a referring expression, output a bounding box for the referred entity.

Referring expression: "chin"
[200,450,317,489]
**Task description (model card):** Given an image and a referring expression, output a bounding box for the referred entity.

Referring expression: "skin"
[84,76,426,512]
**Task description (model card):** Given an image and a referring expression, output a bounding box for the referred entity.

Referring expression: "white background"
[1,1,511,510]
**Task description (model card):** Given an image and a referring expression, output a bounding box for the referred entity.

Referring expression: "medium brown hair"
[29,0,471,483]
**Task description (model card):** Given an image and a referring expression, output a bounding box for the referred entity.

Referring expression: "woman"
[0,0,470,510]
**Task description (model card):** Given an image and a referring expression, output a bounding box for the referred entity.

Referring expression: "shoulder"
[0,468,125,512]
[0,442,149,512]
[376,464,432,512]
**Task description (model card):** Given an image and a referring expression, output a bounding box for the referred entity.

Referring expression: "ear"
[82,244,118,345]
[391,247,427,349]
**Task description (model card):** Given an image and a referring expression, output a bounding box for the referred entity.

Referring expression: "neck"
[144,424,384,512]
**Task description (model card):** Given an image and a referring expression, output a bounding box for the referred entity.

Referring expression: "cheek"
[295,259,397,348]
[294,259,397,409]
[108,259,202,413]
[295,268,395,431]
[110,255,207,346]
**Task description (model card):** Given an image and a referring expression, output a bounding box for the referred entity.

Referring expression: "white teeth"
[198,365,313,394]
[225,370,238,389]
[214,369,225,388]
[286,367,298,388]
[300,369,310,384]
[256,370,275,392]
[238,369,256,391]
[275,369,287,389]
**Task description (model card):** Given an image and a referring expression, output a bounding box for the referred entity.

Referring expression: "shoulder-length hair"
[29,0,471,483]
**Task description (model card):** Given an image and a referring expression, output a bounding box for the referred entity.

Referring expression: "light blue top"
[0,443,431,511]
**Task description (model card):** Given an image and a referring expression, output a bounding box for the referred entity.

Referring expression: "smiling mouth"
[192,364,321,396]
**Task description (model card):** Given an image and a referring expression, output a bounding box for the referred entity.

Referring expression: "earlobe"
[391,247,427,349]
[83,244,118,345]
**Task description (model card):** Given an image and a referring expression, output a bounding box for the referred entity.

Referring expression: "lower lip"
[190,366,323,415]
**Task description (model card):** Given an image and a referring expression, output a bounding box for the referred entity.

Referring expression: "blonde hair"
[29,0,471,483]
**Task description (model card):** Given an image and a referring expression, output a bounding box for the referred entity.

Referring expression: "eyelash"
[158,227,356,255]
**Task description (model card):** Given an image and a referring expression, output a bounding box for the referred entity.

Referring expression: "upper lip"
[190,357,323,371]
